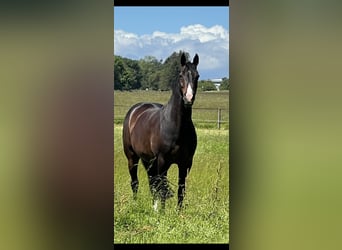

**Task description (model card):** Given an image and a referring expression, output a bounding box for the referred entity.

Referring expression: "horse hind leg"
[142,159,159,209]
[142,158,174,211]
[142,159,167,211]
[159,173,175,211]
[156,158,174,210]
[128,155,139,200]
[149,175,168,211]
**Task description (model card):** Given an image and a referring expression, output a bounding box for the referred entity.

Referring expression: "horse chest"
[170,144,180,155]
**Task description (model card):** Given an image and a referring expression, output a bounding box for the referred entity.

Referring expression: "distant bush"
[198,80,217,91]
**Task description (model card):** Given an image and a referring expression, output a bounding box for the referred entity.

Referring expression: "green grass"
[114,126,229,243]
[114,90,229,130]
[114,90,229,243]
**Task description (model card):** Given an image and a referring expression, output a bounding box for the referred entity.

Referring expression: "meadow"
[114,90,229,243]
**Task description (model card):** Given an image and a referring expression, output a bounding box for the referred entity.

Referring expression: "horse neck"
[163,87,192,131]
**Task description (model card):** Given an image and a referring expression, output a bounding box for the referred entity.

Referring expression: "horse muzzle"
[183,96,193,107]
[183,83,194,107]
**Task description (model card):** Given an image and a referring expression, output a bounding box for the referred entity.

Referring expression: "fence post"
[217,108,221,129]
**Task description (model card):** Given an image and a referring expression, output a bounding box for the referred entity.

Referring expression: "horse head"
[179,53,200,108]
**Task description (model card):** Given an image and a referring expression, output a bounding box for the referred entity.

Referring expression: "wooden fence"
[114,105,229,130]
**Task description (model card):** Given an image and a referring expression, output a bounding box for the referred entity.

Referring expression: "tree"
[114,51,194,91]
[114,56,124,90]
[114,55,142,90]
[160,51,190,91]
[123,58,142,90]
[138,56,162,90]
[220,77,230,90]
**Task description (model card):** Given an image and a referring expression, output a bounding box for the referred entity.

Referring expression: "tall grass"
[114,126,229,243]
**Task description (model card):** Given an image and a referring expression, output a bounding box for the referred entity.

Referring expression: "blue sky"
[114,7,229,80]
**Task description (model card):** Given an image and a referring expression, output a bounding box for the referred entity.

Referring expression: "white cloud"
[180,24,228,42]
[114,24,229,79]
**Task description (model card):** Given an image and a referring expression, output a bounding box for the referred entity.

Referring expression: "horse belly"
[130,129,154,157]
[130,112,160,160]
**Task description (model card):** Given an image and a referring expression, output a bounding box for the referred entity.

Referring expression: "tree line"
[114,51,230,91]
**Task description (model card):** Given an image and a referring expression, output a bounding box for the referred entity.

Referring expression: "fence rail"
[114,105,229,130]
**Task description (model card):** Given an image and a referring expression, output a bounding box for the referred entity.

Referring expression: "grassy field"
[114,90,229,243]
[114,90,229,130]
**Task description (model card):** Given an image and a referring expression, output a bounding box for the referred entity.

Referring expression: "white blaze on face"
[185,83,193,102]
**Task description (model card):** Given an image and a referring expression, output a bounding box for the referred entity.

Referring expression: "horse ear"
[193,54,199,66]
[181,53,186,66]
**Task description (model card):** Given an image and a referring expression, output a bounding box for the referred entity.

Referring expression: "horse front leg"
[177,166,189,209]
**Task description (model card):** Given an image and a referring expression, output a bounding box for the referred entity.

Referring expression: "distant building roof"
[210,78,223,83]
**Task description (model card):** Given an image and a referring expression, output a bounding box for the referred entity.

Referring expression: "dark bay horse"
[122,53,199,210]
